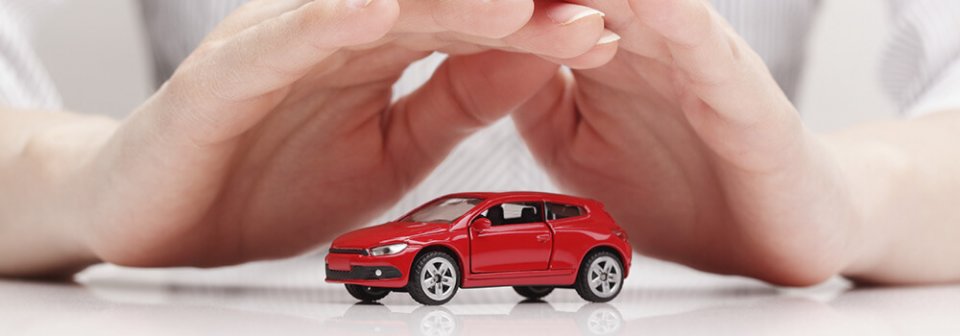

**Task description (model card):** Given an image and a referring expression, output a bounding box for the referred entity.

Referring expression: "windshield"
[400,197,482,224]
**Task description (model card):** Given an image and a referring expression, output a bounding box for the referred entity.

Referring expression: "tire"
[345,284,391,302]
[574,251,624,303]
[408,251,460,305]
[513,286,555,300]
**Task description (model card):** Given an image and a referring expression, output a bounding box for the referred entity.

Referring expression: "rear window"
[546,203,584,220]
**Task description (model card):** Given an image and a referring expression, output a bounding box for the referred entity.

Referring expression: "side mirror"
[472,217,492,233]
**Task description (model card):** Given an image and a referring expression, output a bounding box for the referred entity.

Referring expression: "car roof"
[440,191,598,205]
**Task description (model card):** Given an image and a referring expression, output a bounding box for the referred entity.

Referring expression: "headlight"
[369,243,408,256]
[613,230,629,242]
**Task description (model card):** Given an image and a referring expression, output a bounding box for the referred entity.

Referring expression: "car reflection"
[322,300,624,336]
[10,263,960,336]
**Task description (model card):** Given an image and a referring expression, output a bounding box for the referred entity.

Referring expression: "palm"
[92,48,429,266]
[532,55,736,261]
[517,0,859,284]
[191,49,431,263]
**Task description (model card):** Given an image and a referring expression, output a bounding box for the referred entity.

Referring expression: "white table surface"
[2,253,958,336]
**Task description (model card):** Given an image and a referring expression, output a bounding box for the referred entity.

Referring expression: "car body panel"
[332,222,450,249]
[469,221,553,273]
[325,191,632,292]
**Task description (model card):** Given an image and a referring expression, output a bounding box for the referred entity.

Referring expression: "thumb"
[629,0,804,172]
[385,51,559,179]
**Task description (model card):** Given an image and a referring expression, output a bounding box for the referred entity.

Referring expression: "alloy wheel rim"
[586,308,622,334]
[421,257,456,301]
[587,256,622,298]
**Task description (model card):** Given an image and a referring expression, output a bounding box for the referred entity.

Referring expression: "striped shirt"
[2,0,960,221]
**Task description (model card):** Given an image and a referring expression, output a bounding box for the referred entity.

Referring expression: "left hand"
[19,0,619,272]
[513,0,863,285]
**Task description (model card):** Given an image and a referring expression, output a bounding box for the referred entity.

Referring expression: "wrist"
[820,125,914,278]
[6,114,118,276]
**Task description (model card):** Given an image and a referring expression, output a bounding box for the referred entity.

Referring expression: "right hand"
[65,0,617,268]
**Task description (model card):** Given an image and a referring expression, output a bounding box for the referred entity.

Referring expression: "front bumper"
[326,265,402,281]
[324,246,418,288]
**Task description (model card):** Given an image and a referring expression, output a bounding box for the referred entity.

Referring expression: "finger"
[394,0,535,39]
[156,0,399,145]
[629,0,788,121]
[501,2,608,59]
[628,0,803,171]
[564,0,671,61]
[392,1,609,61]
[201,0,313,42]
[539,29,621,69]
[511,71,575,169]
[385,51,559,174]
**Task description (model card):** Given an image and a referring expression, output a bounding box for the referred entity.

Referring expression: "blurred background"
[31,0,897,132]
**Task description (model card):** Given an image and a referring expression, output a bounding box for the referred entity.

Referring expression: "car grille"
[329,247,368,256]
[326,265,402,280]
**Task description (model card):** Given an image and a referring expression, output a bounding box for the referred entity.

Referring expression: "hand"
[60,0,619,268]
[514,0,862,285]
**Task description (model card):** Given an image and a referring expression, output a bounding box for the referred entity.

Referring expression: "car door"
[544,202,592,270]
[469,201,553,273]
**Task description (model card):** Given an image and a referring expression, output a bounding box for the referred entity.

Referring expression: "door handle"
[536,234,551,242]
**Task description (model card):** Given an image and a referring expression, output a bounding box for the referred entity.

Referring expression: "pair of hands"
[73,0,861,285]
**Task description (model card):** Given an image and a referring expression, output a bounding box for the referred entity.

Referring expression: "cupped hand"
[75,0,619,267]
[514,0,862,285]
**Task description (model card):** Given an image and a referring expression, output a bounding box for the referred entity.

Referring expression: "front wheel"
[345,284,391,302]
[408,251,460,305]
[574,251,624,303]
[513,286,555,300]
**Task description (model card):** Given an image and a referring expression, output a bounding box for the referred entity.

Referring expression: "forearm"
[827,110,960,284]
[0,107,115,277]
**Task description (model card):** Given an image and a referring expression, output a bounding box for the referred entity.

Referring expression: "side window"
[479,202,543,226]
[546,203,584,220]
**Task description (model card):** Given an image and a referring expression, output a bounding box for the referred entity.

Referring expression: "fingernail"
[347,0,373,9]
[549,7,605,26]
[598,31,621,45]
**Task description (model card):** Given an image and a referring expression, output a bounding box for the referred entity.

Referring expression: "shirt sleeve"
[882,0,960,117]
[0,0,61,109]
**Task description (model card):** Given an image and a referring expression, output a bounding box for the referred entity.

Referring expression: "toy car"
[325,192,632,305]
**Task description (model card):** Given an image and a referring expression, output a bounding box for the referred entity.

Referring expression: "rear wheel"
[574,251,624,303]
[408,251,460,305]
[345,284,391,302]
[513,286,555,300]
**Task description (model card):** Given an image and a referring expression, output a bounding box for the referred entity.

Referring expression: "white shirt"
[2,0,960,221]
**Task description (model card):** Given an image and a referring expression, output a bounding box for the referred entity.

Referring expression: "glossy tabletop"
[2,253,958,335]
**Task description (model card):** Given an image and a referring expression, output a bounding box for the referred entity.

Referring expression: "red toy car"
[325,192,632,305]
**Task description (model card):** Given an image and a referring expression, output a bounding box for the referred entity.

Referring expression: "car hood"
[331,221,450,248]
